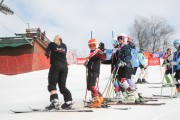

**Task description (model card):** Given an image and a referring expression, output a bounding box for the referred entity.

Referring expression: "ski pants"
[48,63,72,102]
[87,71,100,97]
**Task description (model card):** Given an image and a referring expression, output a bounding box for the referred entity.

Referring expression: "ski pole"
[84,66,88,107]
[160,73,165,96]
[102,67,116,95]
[170,64,175,98]
[105,65,120,99]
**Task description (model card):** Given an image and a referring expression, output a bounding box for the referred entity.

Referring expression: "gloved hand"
[84,61,88,67]
[118,61,126,67]
[98,42,105,52]
[170,61,178,65]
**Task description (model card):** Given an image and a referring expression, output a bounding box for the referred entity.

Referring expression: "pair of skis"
[10,107,93,113]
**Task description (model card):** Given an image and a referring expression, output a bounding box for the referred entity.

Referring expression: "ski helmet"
[140,48,146,52]
[166,48,171,52]
[117,33,127,40]
[127,35,131,42]
[173,39,180,49]
[111,40,118,45]
[88,38,98,45]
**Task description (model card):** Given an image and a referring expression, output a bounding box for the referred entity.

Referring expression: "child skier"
[162,48,173,86]
[45,35,73,110]
[116,33,139,103]
[84,39,106,108]
[173,39,180,97]
[136,48,148,83]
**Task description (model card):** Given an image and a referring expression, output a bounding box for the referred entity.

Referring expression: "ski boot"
[114,91,124,102]
[142,78,148,83]
[136,79,142,84]
[122,90,136,103]
[88,96,101,108]
[61,101,73,110]
[45,99,60,110]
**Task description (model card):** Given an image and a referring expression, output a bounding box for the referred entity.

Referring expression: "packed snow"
[0,64,180,120]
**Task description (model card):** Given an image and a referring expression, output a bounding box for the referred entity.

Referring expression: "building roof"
[0,28,51,48]
[0,34,33,48]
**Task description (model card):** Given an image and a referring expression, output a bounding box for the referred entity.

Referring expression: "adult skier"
[45,35,73,110]
[84,38,106,108]
[162,48,173,86]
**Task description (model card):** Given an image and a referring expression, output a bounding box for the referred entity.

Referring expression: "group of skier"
[44,34,180,110]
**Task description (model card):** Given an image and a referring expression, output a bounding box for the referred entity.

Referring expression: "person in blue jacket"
[136,48,148,83]
[173,39,180,97]
[128,37,139,84]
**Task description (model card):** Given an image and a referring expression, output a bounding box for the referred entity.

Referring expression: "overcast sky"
[0,0,180,54]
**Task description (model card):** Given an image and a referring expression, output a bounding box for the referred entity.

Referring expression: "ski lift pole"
[112,31,114,38]
[90,31,93,39]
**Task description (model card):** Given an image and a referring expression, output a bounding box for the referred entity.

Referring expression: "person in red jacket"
[84,38,106,108]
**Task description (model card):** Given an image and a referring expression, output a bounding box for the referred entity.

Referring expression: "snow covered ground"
[0,64,180,120]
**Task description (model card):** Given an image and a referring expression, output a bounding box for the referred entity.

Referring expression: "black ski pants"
[48,63,72,102]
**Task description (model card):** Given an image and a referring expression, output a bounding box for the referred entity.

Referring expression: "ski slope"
[0,64,180,120]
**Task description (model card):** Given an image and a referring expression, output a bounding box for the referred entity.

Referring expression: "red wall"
[0,42,50,75]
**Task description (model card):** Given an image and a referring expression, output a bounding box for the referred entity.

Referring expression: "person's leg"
[46,65,60,110]
[87,72,101,108]
[58,65,72,109]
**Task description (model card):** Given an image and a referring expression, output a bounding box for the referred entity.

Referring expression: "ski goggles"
[88,44,96,48]
[117,36,125,40]
[174,43,179,49]
[111,40,118,45]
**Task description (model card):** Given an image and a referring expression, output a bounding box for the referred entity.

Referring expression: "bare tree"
[129,16,174,52]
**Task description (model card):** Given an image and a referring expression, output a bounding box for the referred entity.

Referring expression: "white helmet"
[117,33,128,42]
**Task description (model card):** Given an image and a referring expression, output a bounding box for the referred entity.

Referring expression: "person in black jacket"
[45,35,72,110]
[84,38,106,108]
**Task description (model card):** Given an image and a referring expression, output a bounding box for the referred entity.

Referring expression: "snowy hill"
[0,65,180,120]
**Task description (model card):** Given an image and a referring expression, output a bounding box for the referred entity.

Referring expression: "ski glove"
[84,61,88,67]
[118,61,126,67]
[98,42,105,52]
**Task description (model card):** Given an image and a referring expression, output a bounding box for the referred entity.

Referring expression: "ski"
[83,101,131,110]
[149,86,174,88]
[10,108,93,113]
[147,82,162,84]
[104,98,158,102]
[107,102,165,106]
[144,96,175,99]
[152,94,172,97]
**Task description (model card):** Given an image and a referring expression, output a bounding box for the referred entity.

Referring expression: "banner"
[148,57,161,66]
[76,58,86,65]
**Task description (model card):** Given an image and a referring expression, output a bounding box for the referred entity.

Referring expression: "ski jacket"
[163,53,173,69]
[87,48,106,74]
[137,52,146,67]
[117,43,132,68]
[173,51,180,71]
[101,46,118,72]
[129,42,139,68]
[45,42,67,65]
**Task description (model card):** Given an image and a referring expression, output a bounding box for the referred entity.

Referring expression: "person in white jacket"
[136,48,148,84]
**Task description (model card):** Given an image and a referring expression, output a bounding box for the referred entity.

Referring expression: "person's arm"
[45,43,51,58]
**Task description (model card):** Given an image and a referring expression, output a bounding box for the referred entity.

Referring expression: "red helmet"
[88,38,98,45]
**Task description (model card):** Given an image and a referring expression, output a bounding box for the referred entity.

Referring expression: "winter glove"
[118,61,126,67]
[84,61,88,67]
[170,61,178,65]
[98,42,105,52]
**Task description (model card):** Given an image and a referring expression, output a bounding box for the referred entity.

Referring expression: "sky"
[0,0,180,55]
